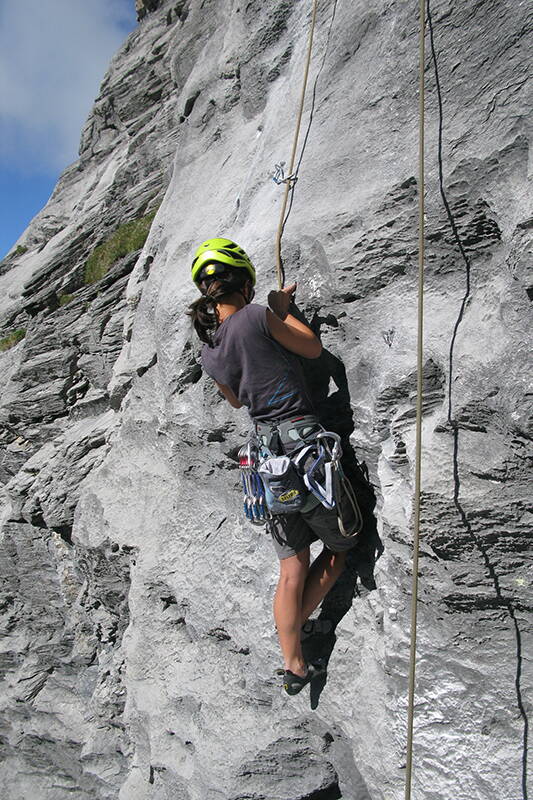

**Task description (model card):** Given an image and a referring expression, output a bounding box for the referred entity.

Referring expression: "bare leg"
[273,548,310,676]
[300,548,346,625]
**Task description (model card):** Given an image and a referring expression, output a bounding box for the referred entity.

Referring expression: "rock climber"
[188,237,366,695]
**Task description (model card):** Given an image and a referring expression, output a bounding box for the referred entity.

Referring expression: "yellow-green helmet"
[191,237,256,286]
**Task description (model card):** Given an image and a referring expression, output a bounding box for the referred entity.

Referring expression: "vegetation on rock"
[0,328,26,351]
[84,211,157,285]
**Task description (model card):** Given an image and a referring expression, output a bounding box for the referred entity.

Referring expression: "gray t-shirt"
[201,304,315,423]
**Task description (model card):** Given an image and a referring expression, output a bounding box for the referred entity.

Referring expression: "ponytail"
[188,293,219,345]
[188,270,249,345]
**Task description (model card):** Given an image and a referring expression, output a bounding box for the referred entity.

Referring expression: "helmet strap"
[240,283,254,304]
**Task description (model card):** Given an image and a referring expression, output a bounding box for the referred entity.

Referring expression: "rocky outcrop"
[136,0,166,22]
[0,1,531,799]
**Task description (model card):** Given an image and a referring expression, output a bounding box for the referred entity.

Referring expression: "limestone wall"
[0,2,530,798]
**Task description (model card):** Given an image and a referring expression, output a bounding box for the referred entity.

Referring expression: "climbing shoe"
[282,662,326,696]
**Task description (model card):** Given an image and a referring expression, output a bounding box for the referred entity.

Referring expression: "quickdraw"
[238,440,270,524]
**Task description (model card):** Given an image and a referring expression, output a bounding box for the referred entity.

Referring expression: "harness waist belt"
[254,415,322,456]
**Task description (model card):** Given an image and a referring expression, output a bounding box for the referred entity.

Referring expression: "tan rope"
[274,0,318,290]
[404,1,425,798]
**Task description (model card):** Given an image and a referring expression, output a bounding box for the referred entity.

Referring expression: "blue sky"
[0,0,137,258]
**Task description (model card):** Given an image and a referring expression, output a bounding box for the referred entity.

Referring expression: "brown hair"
[188,269,250,345]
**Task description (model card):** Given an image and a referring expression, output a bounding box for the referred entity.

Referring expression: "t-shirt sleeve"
[244,303,271,338]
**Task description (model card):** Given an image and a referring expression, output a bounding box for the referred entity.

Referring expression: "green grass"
[0,329,26,352]
[83,211,157,285]
[14,245,28,256]
[58,293,75,306]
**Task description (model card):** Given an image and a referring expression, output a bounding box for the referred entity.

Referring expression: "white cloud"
[0,0,136,174]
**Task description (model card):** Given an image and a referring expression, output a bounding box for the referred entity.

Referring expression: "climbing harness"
[404,1,426,798]
[238,416,363,538]
[274,0,319,289]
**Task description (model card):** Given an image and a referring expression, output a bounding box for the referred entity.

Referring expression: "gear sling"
[238,415,363,537]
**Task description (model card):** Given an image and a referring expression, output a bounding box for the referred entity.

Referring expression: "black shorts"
[267,500,358,559]
[267,459,378,560]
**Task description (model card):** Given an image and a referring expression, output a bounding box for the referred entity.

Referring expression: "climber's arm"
[267,284,322,359]
[216,381,242,408]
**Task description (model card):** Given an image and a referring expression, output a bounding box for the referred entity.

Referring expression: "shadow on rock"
[295,304,384,709]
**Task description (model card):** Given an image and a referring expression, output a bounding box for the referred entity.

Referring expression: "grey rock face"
[0,1,531,799]
[136,0,167,22]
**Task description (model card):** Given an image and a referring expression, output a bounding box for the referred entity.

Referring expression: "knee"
[277,567,307,593]
[277,572,304,592]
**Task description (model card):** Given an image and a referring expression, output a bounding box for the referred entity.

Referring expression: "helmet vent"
[191,237,256,286]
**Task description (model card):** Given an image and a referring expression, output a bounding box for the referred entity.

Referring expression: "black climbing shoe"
[300,618,333,641]
[282,662,326,696]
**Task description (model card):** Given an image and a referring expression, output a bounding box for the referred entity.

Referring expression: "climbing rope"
[425,2,529,796]
[404,1,426,798]
[274,0,318,290]
[277,0,339,266]
[272,3,426,789]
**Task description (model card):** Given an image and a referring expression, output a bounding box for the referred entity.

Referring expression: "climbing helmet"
[191,237,256,286]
